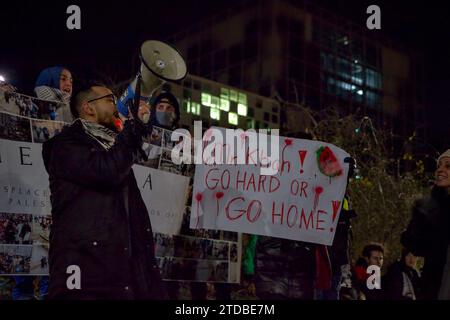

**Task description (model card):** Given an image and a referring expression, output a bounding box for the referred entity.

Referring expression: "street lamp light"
[0,75,5,83]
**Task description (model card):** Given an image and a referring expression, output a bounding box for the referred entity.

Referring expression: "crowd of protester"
[0,67,448,300]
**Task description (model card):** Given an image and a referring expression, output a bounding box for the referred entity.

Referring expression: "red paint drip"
[195,192,203,228]
[215,192,224,216]
[215,192,224,199]
[313,186,323,212]
[298,150,307,174]
[331,200,341,223]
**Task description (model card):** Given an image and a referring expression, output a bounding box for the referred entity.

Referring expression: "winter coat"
[42,119,167,300]
[382,261,421,300]
[401,186,450,300]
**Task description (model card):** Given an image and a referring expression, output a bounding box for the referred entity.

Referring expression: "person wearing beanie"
[401,149,450,299]
[150,91,180,130]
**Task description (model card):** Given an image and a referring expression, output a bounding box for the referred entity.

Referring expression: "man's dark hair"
[362,243,384,258]
[70,80,107,119]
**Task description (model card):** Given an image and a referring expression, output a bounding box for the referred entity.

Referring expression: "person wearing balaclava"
[138,91,181,169]
[150,91,180,130]
[34,66,73,122]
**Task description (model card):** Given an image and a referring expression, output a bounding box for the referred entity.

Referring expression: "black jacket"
[42,119,167,300]
[401,186,450,300]
[382,261,421,300]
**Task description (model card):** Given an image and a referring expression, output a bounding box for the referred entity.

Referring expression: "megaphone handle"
[129,73,149,162]
[131,73,142,121]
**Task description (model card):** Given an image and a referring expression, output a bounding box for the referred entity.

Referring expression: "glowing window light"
[220,88,229,99]
[201,92,211,106]
[183,100,191,113]
[237,103,247,116]
[191,102,201,115]
[210,107,220,120]
[228,112,238,125]
[220,98,230,111]
[211,96,219,109]
[230,90,238,102]
[238,93,247,105]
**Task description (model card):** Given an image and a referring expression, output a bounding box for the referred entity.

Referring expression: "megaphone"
[117,40,188,122]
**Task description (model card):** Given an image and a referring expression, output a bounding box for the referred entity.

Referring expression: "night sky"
[0,0,448,150]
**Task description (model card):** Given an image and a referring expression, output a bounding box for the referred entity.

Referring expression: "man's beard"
[99,116,118,133]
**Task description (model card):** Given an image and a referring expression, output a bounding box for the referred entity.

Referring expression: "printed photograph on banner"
[159,149,184,175]
[29,244,49,275]
[157,257,229,282]
[0,245,32,274]
[0,112,32,142]
[162,129,185,150]
[229,262,240,283]
[32,215,52,245]
[172,235,208,259]
[0,91,38,118]
[140,127,164,169]
[211,241,229,260]
[0,90,63,120]
[140,145,162,169]
[148,126,163,146]
[192,229,239,243]
[195,260,228,282]
[154,233,175,257]
[230,243,238,263]
[31,119,65,143]
[0,88,17,114]
[0,212,33,245]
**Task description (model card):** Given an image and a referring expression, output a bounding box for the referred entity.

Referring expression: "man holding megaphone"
[42,82,167,300]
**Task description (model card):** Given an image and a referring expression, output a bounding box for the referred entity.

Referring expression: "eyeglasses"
[87,94,117,105]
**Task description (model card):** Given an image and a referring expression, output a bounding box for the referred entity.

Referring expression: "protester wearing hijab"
[34,66,73,122]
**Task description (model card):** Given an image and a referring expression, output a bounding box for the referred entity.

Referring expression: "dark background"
[0,0,448,150]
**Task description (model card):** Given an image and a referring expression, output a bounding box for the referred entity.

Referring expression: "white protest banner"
[0,142,190,237]
[133,165,189,235]
[0,106,240,282]
[190,131,351,245]
[0,139,51,215]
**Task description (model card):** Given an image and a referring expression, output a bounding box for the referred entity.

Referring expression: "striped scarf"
[34,86,71,105]
[76,118,117,150]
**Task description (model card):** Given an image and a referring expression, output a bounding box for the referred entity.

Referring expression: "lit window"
[211,96,219,109]
[228,112,238,125]
[201,92,211,106]
[191,102,201,115]
[230,89,238,102]
[183,100,191,113]
[246,119,255,129]
[220,98,230,111]
[220,88,229,100]
[210,107,220,120]
[237,103,247,116]
[238,93,247,105]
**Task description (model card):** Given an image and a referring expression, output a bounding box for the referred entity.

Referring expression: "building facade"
[166,74,281,133]
[167,0,425,139]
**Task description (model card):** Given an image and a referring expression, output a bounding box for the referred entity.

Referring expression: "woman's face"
[59,69,73,96]
[435,156,450,189]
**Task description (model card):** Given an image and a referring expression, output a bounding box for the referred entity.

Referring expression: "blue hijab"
[35,66,65,89]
